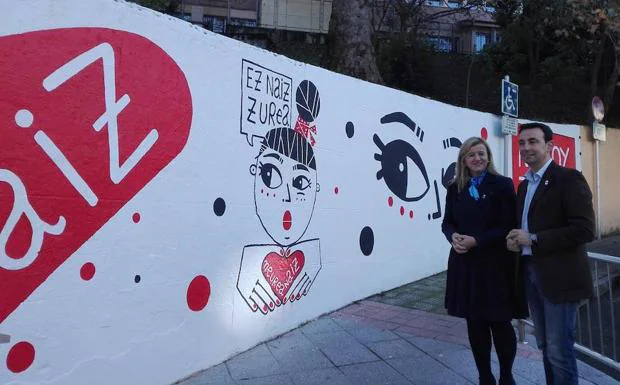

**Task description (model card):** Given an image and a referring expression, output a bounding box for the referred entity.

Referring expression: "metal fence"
[518,252,620,374]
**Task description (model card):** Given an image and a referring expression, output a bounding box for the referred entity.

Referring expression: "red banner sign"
[511,133,576,189]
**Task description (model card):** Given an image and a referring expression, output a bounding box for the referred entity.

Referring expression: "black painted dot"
[346,121,355,138]
[213,198,226,216]
[359,226,374,256]
[134,275,141,283]
[427,214,431,220]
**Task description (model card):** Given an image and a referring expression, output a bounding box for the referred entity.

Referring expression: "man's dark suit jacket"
[517,161,595,303]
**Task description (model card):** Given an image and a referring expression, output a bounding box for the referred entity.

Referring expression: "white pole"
[503,75,512,177]
[505,130,511,177]
[595,139,602,239]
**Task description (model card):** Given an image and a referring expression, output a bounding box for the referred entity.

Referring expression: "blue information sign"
[501,79,518,117]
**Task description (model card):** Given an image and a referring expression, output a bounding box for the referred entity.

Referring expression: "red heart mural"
[262,250,305,302]
[0,28,192,323]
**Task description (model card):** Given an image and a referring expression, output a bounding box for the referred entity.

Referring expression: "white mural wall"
[0,1,581,384]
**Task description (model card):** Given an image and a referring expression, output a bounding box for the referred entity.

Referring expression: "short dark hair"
[519,122,553,142]
[258,127,316,170]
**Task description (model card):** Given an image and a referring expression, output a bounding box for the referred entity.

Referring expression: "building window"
[426,36,453,52]
[229,18,258,28]
[204,15,227,33]
[474,32,491,52]
[447,1,460,8]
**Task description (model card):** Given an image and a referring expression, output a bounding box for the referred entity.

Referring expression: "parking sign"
[502,79,518,117]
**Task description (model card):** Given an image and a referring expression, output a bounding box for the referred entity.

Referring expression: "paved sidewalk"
[176,237,620,385]
[175,300,617,385]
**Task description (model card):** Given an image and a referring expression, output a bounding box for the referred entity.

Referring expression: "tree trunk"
[326,0,384,84]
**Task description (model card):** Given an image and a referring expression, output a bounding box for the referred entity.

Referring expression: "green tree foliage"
[487,0,619,121]
[371,0,494,92]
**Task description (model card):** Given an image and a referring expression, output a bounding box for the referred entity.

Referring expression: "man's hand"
[506,237,520,252]
[507,229,532,247]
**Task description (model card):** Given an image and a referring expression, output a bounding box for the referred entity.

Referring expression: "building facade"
[178,0,332,35]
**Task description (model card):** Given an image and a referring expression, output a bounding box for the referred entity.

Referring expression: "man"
[506,122,595,385]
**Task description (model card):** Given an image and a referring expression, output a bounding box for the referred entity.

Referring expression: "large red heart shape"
[262,250,305,303]
[0,28,192,323]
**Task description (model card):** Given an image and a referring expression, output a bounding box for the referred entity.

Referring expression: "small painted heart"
[261,250,305,302]
[0,28,192,323]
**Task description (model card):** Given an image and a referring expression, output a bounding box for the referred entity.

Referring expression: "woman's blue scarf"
[469,171,487,201]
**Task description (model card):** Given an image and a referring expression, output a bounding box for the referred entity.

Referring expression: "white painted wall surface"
[0,1,581,384]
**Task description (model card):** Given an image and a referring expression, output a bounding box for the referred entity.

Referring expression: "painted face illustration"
[252,127,318,247]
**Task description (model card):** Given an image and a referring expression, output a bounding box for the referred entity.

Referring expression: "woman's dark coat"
[441,172,528,322]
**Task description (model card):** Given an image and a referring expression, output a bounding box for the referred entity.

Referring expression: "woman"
[442,137,527,385]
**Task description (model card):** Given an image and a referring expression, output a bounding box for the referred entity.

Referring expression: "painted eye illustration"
[373,135,430,202]
[293,175,311,191]
[259,162,282,189]
[441,137,462,189]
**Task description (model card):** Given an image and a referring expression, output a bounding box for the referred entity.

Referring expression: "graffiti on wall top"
[237,61,322,314]
[0,28,192,324]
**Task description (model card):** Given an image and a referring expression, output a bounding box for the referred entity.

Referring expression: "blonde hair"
[453,137,498,192]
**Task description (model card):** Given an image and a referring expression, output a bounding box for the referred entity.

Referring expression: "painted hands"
[451,232,477,254]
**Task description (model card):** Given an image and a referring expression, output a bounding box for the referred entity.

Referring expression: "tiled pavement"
[175,299,617,385]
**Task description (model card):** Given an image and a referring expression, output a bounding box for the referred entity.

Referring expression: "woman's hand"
[451,233,476,254]
[458,235,477,250]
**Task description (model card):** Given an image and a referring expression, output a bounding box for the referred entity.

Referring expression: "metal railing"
[518,252,620,374]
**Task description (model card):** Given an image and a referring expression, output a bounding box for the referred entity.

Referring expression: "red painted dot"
[290,294,295,301]
[296,294,301,300]
[80,262,95,281]
[388,197,394,207]
[481,127,488,140]
[132,213,141,223]
[263,304,268,312]
[253,303,258,310]
[275,300,280,306]
[409,210,414,219]
[186,275,211,312]
[334,186,339,194]
[6,341,35,373]
[400,206,405,216]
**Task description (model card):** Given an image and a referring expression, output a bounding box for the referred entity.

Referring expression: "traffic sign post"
[501,75,519,135]
[591,96,606,240]
[502,77,518,117]
[500,75,519,182]
[502,115,518,135]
